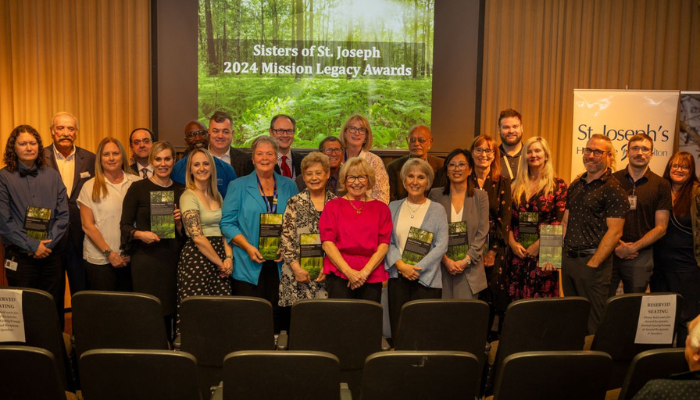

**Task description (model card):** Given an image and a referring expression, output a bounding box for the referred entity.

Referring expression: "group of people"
[1,109,698,345]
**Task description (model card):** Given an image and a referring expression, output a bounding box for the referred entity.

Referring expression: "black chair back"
[0,345,67,400]
[493,351,612,400]
[592,293,683,389]
[80,349,201,400]
[179,296,275,397]
[72,291,169,358]
[618,348,688,400]
[288,299,383,395]
[495,296,590,367]
[360,351,480,400]
[222,350,341,400]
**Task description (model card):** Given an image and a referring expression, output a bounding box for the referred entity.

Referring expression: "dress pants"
[387,275,441,338]
[610,248,653,296]
[562,252,613,335]
[231,261,288,333]
[326,272,382,304]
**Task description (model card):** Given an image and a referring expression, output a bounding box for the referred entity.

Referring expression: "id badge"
[4,259,18,271]
[628,195,637,210]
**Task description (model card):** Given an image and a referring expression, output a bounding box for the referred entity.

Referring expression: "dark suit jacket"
[386,154,446,202]
[43,144,96,245]
[230,147,254,177]
[273,149,303,179]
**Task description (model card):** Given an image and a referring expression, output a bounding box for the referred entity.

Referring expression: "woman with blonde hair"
[319,157,392,303]
[78,137,139,291]
[339,114,390,204]
[507,137,567,299]
[177,148,233,324]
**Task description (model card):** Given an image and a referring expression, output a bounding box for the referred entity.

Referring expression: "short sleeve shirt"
[612,166,672,243]
[565,169,629,249]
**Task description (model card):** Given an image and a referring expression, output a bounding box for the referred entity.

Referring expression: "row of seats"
[0,287,687,399]
[0,345,688,400]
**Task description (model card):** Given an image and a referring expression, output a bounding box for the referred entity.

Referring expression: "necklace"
[150,176,172,187]
[346,195,366,214]
[406,199,426,218]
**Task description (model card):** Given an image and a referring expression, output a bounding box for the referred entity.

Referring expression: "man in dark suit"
[208,110,254,177]
[129,127,154,178]
[269,114,302,179]
[386,125,446,201]
[43,112,96,296]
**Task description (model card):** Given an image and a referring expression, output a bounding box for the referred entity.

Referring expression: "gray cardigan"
[385,199,449,288]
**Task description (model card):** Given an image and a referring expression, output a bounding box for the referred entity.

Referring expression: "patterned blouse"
[279,188,336,306]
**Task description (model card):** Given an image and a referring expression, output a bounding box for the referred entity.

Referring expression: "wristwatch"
[103,248,112,258]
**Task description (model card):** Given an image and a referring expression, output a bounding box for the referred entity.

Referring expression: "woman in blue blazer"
[221,136,298,332]
[385,158,449,337]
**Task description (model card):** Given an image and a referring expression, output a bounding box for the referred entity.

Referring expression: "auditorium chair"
[616,347,688,399]
[0,345,77,400]
[359,351,480,400]
[72,291,170,360]
[392,299,489,387]
[491,351,612,400]
[212,350,351,400]
[0,287,74,391]
[287,299,386,396]
[485,297,590,392]
[177,296,277,398]
[80,349,201,400]
[586,293,683,390]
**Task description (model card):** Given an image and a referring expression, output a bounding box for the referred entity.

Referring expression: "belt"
[566,248,597,258]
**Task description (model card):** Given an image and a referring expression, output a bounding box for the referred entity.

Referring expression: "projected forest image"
[198,0,435,148]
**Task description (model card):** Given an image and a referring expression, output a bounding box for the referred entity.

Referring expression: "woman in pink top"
[319,157,392,303]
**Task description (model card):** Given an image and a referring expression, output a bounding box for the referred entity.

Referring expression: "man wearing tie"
[129,127,154,178]
[43,112,96,297]
[269,114,302,179]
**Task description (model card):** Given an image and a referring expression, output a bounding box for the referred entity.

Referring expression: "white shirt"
[53,145,76,197]
[277,151,296,179]
[211,147,231,164]
[77,172,141,264]
[136,162,153,179]
[451,203,464,222]
[396,199,431,255]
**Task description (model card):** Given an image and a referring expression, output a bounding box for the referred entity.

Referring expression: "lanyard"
[256,174,278,214]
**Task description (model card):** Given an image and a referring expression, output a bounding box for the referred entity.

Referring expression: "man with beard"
[171,120,237,198]
[2,125,69,326]
[296,136,343,195]
[498,108,524,180]
[561,134,628,334]
[129,127,155,178]
[610,134,671,295]
[386,125,446,201]
[269,114,302,179]
[208,110,254,178]
[43,112,95,296]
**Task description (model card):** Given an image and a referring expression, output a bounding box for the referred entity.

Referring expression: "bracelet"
[225,255,233,259]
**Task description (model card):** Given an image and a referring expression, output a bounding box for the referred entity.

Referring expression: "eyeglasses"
[347,126,368,134]
[447,162,469,170]
[671,164,691,172]
[346,175,368,183]
[409,137,428,144]
[583,148,609,157]
[272,128,295,136]
[628,146,651,154]
[185,130,208,139]
[132,139,152,146]
[322,148,343,155]
[473,148,493,155]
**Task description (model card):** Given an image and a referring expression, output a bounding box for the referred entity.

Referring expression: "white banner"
[678,92,700,174]
[571,90,679,181]
[0,289,25,343]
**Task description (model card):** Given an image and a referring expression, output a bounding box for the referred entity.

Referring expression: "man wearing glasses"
[498,108,524,180]
[269,114,302,179]
[386,125,446,201]
[561,133,628,334]
[171,120,237,198]
[129,128,154,178]
[296,136,344,194]
[610,134,671,296]
[208,110,254,178]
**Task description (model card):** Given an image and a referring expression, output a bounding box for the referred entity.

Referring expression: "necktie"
[141,168,149,179]
[20,168,38,177]
[281,155,292,178]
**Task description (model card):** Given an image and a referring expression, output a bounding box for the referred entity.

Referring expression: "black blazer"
[230,147,255,177]
[273,149,303,179]
[43,144,96,245]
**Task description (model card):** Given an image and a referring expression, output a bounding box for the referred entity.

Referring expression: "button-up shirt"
[0,164,69,252]
[53,145,76,197]
[565,169,629,249]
